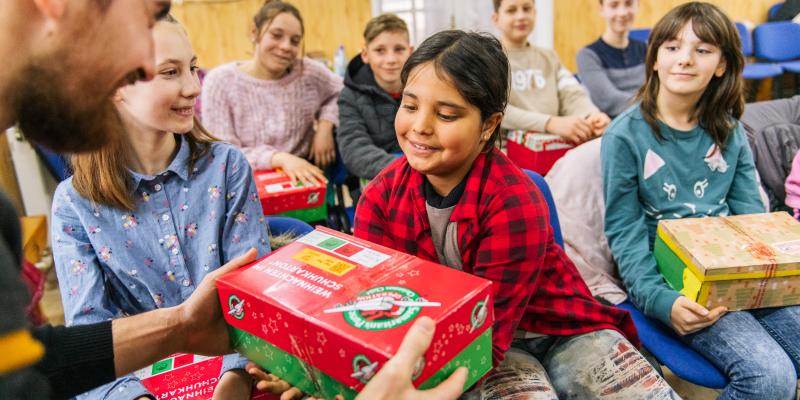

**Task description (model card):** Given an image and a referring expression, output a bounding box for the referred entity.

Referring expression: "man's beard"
[8,62,125,154]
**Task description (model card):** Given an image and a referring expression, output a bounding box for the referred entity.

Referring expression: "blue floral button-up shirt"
[51,137,270,399]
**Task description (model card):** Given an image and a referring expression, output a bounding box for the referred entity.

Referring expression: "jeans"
[682,306,800,400]
[465,329,680,399]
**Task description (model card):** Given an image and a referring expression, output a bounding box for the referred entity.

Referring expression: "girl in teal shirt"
[602,3,800,398]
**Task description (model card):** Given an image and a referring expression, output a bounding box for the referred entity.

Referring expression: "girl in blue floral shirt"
[51,16,269,400]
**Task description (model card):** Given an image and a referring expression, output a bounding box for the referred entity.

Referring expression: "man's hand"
[175,248,258,355]
[354,316,468,400]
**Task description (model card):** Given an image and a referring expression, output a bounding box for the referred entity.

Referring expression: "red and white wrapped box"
[505,130,574,175]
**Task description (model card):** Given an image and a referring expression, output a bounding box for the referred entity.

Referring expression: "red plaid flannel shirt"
[355,149,638,365]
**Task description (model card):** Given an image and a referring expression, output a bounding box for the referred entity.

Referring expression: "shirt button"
[154,184,162,192]
[182,279,192,287]
[162,214,170,221]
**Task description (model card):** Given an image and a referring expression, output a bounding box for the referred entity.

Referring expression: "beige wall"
[171,0,372,69]
[555,0,779,72]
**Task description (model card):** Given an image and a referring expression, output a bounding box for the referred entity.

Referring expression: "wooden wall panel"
[170,0,372,69]
[0,132,24,215]
[555,0,779,72]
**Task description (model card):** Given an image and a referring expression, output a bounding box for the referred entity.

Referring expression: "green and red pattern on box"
[505,131,574,176]
[134,354,273,400]
[217,227,494,399]
[254,169,327,222]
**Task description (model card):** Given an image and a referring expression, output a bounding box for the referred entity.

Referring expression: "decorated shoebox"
[217,227,494,400]
[654,212,800,310]
[505,131,574,175]
[133,354,273,400]
[254,169,327,222]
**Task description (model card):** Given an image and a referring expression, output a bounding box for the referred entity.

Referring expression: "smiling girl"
[202,0,342,186]
[603,3,800,398]
[51,16,269,400]
[355,30,677,398]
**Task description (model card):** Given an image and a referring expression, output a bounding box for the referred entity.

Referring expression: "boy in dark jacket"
[336,14,412,201]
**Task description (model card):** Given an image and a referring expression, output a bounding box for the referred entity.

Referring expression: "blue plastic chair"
[736,22,784,81]
[267,216,314,237]
[769,2,784,20]
[520,173,727,387]
[328,149,355,234]
[629,28,652,44]
[754,21,800,73]
[617,302,727,388]
[754,21,800,97]
[33,144,71,182]
[522,169,563,248]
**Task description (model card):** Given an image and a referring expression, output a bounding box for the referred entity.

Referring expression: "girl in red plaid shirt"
[354,30,679,399]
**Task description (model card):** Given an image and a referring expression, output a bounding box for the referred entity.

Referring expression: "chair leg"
[795,73,800,96]
[773,76,783,99]
[335,184,351,234]
[745,79,759,102]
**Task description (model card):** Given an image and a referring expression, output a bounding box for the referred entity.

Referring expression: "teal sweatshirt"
[601,104,765,326]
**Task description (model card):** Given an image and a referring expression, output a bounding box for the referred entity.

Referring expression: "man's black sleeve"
[31,322,116,400]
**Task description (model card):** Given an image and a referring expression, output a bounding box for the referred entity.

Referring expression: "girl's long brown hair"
[636,2,744,151]
[71,16,218,211]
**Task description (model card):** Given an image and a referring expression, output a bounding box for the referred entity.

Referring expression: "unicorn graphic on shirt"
[704,145,728,173]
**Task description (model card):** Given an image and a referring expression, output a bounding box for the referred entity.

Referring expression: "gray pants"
[464,329,680,400]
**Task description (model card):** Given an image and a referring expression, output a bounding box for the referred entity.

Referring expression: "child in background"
[576,0,645,118]
[51,16,270,400]
[492,0,610,144]
[355,30,678,399]
[202,0,342,186]
[602,3,800,398]
[337,13,411,201]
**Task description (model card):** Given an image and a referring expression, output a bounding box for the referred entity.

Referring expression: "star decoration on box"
[268,318,279,333]
[317,332,328,346]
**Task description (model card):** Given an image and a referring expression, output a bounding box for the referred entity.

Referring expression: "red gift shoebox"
[505,131,574,175]
[253,169,326,216]
[134,354,273,400]
[216,227,494,399]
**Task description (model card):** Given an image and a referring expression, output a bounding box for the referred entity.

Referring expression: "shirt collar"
[129,135,191,188]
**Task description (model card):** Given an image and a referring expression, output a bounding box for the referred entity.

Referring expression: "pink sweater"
[786,151,800,217]
[201,58,343,170]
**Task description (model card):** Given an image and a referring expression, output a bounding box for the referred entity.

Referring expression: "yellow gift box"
[654,212,800,310]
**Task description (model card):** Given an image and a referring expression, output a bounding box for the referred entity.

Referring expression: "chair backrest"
[267,216,314,237]
[736,22,753,57]
[33,144,71,182]
[629,28,651,44]
[523,169,564,247]
[754,21,800,61]
[769,2,784,20]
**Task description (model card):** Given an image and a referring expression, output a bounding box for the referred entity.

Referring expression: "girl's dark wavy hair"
[637,2,744,151]
[400,30,509,151]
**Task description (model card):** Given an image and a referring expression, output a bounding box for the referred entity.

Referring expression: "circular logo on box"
[351,354,379,384]
[342,286,423,331]
[228,294,245,320]
[469,294,489,333]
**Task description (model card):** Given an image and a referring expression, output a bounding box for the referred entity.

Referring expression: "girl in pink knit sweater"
[201,0,343,186]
